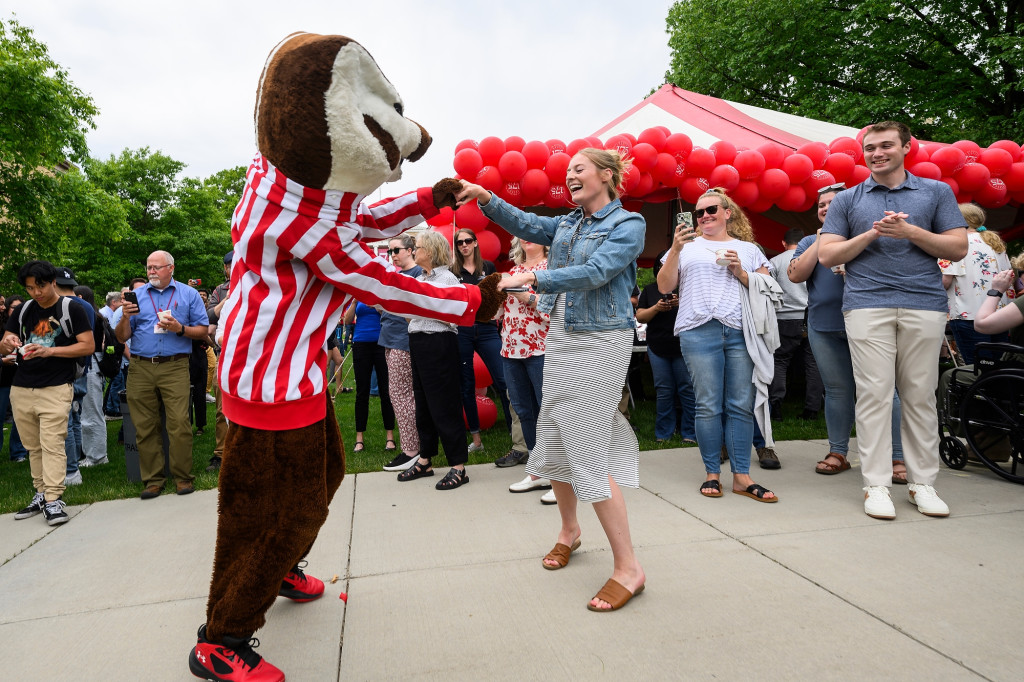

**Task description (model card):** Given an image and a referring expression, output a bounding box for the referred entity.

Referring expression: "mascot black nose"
[407,121,431,162]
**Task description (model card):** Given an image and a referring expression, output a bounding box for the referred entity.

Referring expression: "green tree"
[665,0,1024,144]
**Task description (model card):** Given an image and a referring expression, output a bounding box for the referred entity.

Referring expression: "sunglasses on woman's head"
[694,205,721,219]
[455,238,476,246]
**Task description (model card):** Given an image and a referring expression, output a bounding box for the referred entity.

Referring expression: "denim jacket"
[481,194,645,332]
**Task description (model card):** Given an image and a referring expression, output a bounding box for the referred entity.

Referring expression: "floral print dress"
[938,231,1011,319]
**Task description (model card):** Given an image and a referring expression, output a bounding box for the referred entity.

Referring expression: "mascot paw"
[475,273,504,322]
[432,178,462,210]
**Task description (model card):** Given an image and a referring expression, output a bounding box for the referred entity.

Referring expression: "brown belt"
[133,353,189,364]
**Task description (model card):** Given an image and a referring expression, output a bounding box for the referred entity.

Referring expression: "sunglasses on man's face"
[694,205,721,219]
[388,247,409,256]
[455,238,476,246]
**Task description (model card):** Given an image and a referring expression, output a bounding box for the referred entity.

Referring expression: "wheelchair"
[938,341,1024,484]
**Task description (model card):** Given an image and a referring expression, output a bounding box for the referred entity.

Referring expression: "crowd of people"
[3,123,1022,621]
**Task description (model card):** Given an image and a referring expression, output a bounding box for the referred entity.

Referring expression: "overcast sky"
[7,0,675,195]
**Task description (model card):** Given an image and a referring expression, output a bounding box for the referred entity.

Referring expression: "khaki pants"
[845,308,945,487]
[11,384,74,501]
[126,356,193,488]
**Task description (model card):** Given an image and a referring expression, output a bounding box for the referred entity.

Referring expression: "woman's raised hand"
[456,180,491,208]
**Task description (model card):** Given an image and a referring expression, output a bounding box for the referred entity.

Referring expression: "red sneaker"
[278,563,324,602]
[189,625,284,681]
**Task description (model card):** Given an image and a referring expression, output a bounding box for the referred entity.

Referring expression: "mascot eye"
[394,102,404,116]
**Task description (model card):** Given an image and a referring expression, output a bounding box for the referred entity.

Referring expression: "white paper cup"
[715,249,730,266]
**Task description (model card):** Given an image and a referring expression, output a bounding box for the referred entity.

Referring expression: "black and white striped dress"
[524,295,638,503]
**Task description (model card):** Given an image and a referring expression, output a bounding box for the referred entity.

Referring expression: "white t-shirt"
[670,236,769,333]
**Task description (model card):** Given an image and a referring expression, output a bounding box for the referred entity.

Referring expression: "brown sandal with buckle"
[587,578,645,612]
[542,538,581,570]
[892,459,908,485]
[815,452,850,475]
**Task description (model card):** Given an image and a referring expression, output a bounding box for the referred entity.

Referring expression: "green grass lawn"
[0,354,828,514]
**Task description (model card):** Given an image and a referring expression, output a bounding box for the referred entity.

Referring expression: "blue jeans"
[646,349,696,440]
[502,355,544,451]
[65,374,87,474]
[0,385,28,460]
[679,320,755,474]
[104,364,127,414]
[457,322,511,434]
[807,327,903,460]
[949,318,1008,366]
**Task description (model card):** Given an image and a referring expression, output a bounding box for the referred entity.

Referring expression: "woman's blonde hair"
[1010,251,1024,272]
[958,202,1006,254]
[451,228,484,277]
[508,237,550,265]
[576,147,630,201]
[416,231,453,269]
[701,187,755,243]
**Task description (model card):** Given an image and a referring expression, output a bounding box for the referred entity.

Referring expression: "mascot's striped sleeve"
[218,155,482,430]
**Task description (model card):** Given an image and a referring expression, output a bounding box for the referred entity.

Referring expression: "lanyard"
[146,285,177,314]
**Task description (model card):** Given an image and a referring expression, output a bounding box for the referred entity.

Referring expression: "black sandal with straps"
[397,460,433,482]
[435,467,469,490]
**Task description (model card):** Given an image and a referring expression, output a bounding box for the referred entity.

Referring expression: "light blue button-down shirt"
[126,280,209,357]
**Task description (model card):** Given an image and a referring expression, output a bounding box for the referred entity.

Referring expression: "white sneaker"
[64,470,83,486]
[540,489,557,505]
[468,442,485,453]
[79,456,109,468]
[863,486,895,519]
[509,475,551,493]
[205,392,216,403]
[908,484,950,517]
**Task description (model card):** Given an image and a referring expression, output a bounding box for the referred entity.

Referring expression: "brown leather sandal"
[542,538,581,570]
[891,460,908,485]
[587,578,645,612]
[815,452,851,475]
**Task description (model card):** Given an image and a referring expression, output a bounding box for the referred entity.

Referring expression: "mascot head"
[255,32,431,196]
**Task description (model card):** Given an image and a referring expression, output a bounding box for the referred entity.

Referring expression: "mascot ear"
[432,178,462,210]
[474,273,504,322]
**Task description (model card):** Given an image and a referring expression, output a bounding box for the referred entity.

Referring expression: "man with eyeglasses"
[819,121,967,520]
[116,250,209,499]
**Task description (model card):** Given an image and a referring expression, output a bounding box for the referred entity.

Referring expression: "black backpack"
[93,313,125,379]
[17,297,90,379]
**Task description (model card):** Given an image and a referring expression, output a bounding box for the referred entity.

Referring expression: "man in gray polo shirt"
[819,121,966,520]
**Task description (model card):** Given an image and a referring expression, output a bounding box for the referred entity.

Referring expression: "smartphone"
[676,211,694,230]
[124,290,138,306]
[504,287,530,293]
[661,292,676,302]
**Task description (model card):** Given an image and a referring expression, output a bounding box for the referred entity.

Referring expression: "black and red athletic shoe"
[278,563,324,602]
[189,625,284,682]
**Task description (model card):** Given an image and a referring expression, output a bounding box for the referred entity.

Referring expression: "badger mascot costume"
[189,32,501,681]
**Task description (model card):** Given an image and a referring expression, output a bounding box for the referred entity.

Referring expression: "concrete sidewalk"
[1,439,1022,681]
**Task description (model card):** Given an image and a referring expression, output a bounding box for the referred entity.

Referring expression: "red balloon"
[605,134,633,157]
[472,353,491,388]
[545,184,570,208]
[566,138,589,156]
[629,142,658,172]
[775,185,807,212]
[1003,162,1024,191]
[584,136,603,149]
[504,136,525,153]
[908,161,942,180]
[637,127,668,151]
[664,133,693,161]
[848,165,871,186]
[782,154,814,184]
[655,126,672,136]
[731,180,760,207]
[748,195,776,214]
[929,146,967,176]
[952,140,981,163]
[940,176,960,197]
[545,139,567,155]
[455,200,490,230]
[431,223,454,247]
[796,142,829,169]
[974,178,1009,207]
[499,181,523,205]
[686,148,716,178]
[476,230,501,261]
[803,169,837,195]
[652,152,679,184]
[427,206,454,227]
[498,151,528,181]
[903,137,922,166]
[622,133,638,146]
[679,177,710,203]
[478,136,505,166]
[474,395,497,430]
[622,165,641,193]
[734,150,766,180]
[707,164,741,192]
[453,148,483,180]
[954,163,991,192]
[988,140,1022,162]
[520,168,550,205]
[756,143,786,169]
[758,168,790,199]
[545,152,571,186]
[829,137,862,162]
[522,141,551,170]
[455,139,478,154]
[632,173,655,198]
[978,148,1014,177]
[823,152,855,183]
[476,166,503,192]
[711,140,737,165]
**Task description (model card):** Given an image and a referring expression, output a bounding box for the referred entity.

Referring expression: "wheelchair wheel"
[939,436,967,469]
[959,370,1024,485]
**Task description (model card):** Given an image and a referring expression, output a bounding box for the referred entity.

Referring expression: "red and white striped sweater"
[219,155,481,430]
